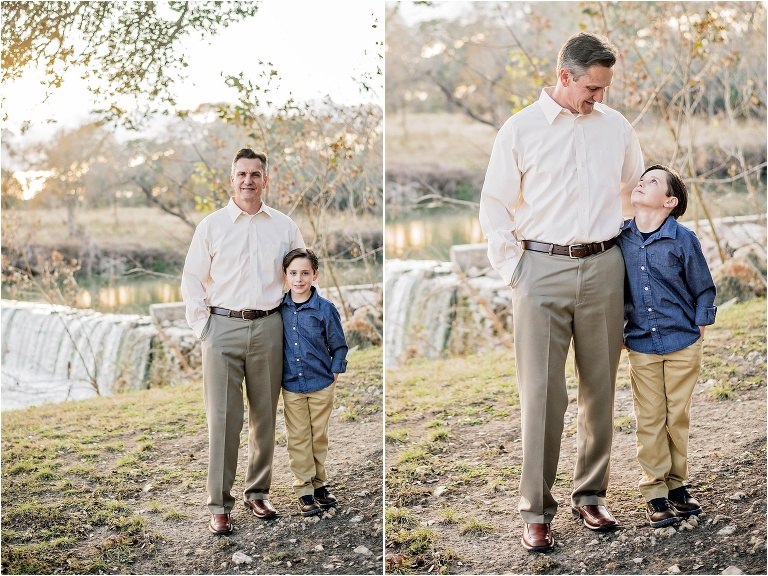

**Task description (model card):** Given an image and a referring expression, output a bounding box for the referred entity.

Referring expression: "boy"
[616,164,717,528]
[280,248,348,516]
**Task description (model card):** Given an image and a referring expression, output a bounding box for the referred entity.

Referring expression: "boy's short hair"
[643,164,688,219]
[283,248,319,272]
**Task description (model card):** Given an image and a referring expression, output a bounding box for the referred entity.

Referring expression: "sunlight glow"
[14,170,51,200]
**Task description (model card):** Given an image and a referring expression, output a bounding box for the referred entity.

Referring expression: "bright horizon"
[2,1,383,144]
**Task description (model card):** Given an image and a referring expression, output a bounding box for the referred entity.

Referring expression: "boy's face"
[631,169,678,212]
[285,257,318,299]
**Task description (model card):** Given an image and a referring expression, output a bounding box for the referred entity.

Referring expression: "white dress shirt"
[479,88,644,284]
[181,198,305,338]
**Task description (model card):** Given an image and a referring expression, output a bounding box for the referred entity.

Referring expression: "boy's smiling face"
[631,169,678,213]
[285,257,318,301]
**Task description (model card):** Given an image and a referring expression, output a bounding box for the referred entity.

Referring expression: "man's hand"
[333,373,339,383]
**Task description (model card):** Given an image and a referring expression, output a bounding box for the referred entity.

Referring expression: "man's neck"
[233,197,263,215]
[633,209,671,233]
[546,85,577,115]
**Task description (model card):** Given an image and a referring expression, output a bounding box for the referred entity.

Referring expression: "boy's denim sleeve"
[325,303,349,374]
[685,237,717,326]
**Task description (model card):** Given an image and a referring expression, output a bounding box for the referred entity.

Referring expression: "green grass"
[1,346,381,574]
[384,300,765,573]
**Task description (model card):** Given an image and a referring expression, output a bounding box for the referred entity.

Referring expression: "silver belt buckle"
[568,244,581,258]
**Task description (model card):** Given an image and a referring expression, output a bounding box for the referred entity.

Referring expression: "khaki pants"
[200,313,283,514]
[511,247,625,524]
[627,340,703,501]
[282,384,335,497]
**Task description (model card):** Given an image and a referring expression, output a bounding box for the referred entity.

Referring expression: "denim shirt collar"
[622,215,678,243]
[282,285,319,310]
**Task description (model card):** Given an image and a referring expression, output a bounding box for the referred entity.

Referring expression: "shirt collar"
[538,88,608,125]
[625,214,678,240]
[282,286,319,309]
[226,197,274,222]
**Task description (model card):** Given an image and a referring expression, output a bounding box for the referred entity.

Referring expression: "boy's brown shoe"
[646,497,679,528]
[314,486,337,509]
[668,486,702,517]
[299,495,322,517]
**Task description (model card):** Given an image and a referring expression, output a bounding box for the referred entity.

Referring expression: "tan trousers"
[200,313,283,514]
[282,384,335,497]
[511,247,625,524]
[627,340,703,501]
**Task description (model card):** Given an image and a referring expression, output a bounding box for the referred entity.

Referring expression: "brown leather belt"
[522,238,616,258]
[209,306,280,320]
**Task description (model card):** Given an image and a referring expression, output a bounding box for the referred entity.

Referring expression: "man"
[181,148,305,535]
[479,32,644,552]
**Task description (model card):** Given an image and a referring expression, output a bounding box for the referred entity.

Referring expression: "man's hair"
[643,164,688,219]
[283,248,319,272]
[231,148,268,175]
[557,32,618,79]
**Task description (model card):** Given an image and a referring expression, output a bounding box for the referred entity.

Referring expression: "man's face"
[231,157,267,205]
[561,64,613,115]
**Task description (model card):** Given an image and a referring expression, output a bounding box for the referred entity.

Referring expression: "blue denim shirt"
[281,287,348,393]
[616,216,717,355]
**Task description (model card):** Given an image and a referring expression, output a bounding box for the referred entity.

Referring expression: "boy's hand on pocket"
[699,326,705,339]
[333,373,339,383]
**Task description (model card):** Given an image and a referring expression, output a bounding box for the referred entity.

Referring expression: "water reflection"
[385,210,484,260]
[76,277,182,314]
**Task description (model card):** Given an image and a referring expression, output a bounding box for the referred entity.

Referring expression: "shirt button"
[299,373,302,376]
[640,246,645,249]
[652,328,657,332]
[295,342,298,345]
[296,358,300,361]
[294,311,297,315]
[648,308,652,312]
[641,266,645,270]
[644,286,649,291]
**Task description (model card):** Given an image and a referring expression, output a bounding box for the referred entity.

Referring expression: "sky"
[2,1,383,143]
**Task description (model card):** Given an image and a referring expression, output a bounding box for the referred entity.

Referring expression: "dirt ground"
[126,406,383,575]
[385,358,767,575]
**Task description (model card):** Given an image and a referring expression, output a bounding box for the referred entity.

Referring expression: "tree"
[1,1,252,127]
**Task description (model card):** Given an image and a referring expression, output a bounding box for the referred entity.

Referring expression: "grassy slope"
[384,298,766,572]
[1,346,382,575]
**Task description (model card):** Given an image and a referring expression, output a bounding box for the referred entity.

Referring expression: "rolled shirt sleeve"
[326,303,349,374]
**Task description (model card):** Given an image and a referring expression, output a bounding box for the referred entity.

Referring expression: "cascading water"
[384,260,459,368]
[1,300,157,411]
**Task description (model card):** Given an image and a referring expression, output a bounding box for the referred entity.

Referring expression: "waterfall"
[1,300,157,411]
[384,260,459,368]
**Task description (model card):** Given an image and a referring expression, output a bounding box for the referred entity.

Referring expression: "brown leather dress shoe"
[571,505,618,531]
[244,498,277,519]
[209,513,232,535]
[521,522,554,552]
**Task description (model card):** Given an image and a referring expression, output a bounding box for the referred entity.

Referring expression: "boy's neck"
[633,208,671,233]
[291,289,312,304]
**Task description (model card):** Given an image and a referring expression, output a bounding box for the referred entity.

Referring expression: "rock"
[618,534,628,543]
[712,515,731,525]
[327,508,337,517]
[313,544,324,552]
[655,526,677,537]
[434,485,447,497]
[720,567,745,575]
[679,521,694,531]
[605,562,619,569]
[354,545,373,556]
[633,558,644,564]
[687,516,699,527]
[143,483,154,492]
[669,565,681,574]
[350,515,364,522]
[717,525,737,536]
[232,552,253,565]
[728,492,747,501]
